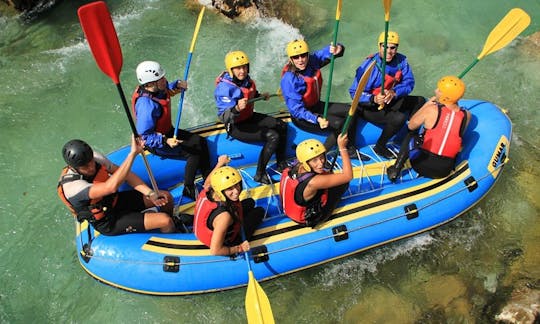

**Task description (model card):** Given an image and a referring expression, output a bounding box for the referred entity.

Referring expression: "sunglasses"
[291,53,308,59]
[380,44,398,50]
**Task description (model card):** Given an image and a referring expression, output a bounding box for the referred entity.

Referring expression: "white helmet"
[136,61,165,85]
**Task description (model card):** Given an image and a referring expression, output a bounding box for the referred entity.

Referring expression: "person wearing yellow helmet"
[349,31,426,159]
[387,76,471,181]
[132,60,212,200]
[215,50,289,185]
[281,39,365,160]
[194,156,264,256]
[279,133,352,227]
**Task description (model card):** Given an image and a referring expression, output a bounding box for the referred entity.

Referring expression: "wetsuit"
[132,79,211,197]
[215,72,288,176]
[280,44,357,150]
[350,53,425,150]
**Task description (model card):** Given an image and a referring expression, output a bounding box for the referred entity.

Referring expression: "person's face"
[307,153,326,173]
[145,76,166,92]
[378,43,398,62]
[232,65,248,80]
[75,159,97,177]
[223,183,242,201]
[290,52,309,70]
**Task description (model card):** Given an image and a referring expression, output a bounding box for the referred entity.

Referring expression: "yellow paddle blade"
[335,0,342,20]
[383,0,392,21]
[188,7,205,53]
[245,271,275,324]
[349,60,376,117]
[478,8,530,60]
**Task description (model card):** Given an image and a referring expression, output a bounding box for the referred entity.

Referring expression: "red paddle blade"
[78,1,122,84]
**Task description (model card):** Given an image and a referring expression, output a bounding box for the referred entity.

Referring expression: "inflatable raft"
[73,99,510,295]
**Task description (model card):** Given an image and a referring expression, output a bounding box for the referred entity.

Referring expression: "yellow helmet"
[286,39,309,58]
[437,76,465,104]
[210,166,242,201]
[378,31,399,45]
[225,51,250,76]
[296,139,326,172]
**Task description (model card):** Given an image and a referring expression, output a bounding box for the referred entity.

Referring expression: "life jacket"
[193,188,243,248]
[281,65,322,108]
[367,54,403,95]
[215,72,257,123]
[131,86,173,134]
[279,167,328,225]
[57,164,118,223]
[421,105,467,158]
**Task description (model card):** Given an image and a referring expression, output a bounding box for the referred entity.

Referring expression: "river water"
[1,0,539,323]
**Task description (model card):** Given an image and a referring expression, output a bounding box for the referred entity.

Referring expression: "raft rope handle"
[79,160,507,267]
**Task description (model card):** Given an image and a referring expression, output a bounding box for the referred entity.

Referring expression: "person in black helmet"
[57,135,180,235]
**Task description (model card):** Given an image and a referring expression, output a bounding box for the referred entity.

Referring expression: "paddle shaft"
[241,228,275,324]
[322,0,342,119]
[247,93,278,104]
[330,61,376,170]
[378,0,392,110]
[115,84,159,192]
[78,1,159,193]
[173,7,205,139]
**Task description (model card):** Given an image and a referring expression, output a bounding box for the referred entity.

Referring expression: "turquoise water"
[1,0,539,322]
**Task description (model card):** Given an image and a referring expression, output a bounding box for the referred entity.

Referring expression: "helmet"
[437,76,465,104]
[296,139,326,172]
[210,166,242,201]
[286,39,309,58]
[225,51,250,75]
[378,31,399,45]
[62,139,93,168]
[136,61,165,85]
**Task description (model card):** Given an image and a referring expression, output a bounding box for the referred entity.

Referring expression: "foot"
[346,146,371,161]
[277,161,289,172]
[374,145,395,159]
[387,165,400,182]
[172,213,193,233]
[253,173,272,185]
[182,185,196,200]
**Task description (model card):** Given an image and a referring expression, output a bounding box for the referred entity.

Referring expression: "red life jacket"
[367,54,403,95]
[131,86,173,134]
[279,167,328,224]
[422,105,467,158]
[281,65,322,108]
[57,164,118,222]
[194,188,243,247]
[215,72,257,123]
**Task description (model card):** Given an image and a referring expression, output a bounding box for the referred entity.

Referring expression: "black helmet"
[62,139,94,168]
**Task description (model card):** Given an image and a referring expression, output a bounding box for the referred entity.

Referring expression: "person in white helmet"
[132,60,211,200]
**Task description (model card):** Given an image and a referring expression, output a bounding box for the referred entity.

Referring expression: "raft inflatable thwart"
[73,99,510,295]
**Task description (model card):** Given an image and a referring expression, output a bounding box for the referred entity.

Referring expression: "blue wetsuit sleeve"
[280,72,318,124]
[214,81,242,116]
[135,97,164,149]
[393,55,415,98]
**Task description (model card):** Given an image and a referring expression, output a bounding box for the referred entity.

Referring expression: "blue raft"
[73,99,511,295]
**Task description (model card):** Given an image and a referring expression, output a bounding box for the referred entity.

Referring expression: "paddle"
[173,6,206,140]
[458,8,530,78]
[329,60,376,169]
[378,0,392,111]
[322,0,343,119]
[241,229,274,324]
[247,93,279,104]
[78,1,159,193]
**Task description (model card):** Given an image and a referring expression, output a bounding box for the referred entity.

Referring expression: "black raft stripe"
[144,163,468,251]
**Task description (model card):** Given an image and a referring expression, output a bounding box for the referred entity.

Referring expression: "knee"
[389,112,407,128]
[264,129,280,145]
